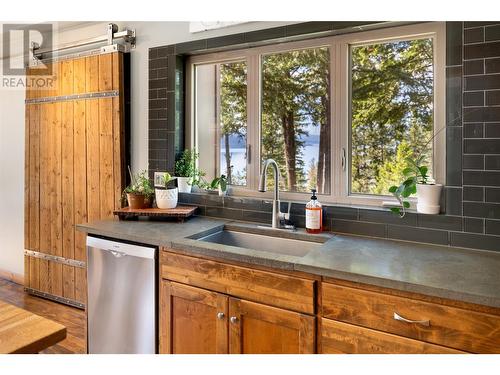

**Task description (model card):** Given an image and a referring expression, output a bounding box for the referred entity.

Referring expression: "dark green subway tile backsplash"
[149,22,500,253]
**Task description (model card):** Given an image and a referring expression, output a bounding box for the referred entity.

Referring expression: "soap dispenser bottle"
[305,189,322,233]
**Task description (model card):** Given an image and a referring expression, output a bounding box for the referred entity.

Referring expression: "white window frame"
[186,22,446,207]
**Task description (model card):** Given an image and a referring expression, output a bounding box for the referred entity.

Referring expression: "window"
[261,47,331,193]
[350,38,435,196]
[188,23,445,206]
[194,61,248,186]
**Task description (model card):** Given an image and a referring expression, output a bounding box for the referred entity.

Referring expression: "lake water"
[220,141,320,178]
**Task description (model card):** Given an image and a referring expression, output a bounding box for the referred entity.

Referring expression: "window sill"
[186,187,420,214]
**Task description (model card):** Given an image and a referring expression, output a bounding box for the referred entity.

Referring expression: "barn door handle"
[247,144,252,165]
[393,312,430,327]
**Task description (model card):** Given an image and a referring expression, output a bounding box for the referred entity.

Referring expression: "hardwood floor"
[0,278,86,354]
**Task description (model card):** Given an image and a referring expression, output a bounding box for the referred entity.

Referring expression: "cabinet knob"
[217,312,225,320]
[230,316,238,324]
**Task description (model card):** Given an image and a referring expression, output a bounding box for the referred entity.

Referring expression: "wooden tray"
[114,206,198,221]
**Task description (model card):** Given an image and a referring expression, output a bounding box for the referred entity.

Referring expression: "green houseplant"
[209,174,228,196]
[388,124,448,218]
[124,168,154,209]
[174,149,204,193]
[389,155,442,217]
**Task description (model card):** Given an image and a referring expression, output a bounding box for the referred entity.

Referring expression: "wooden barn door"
[24,52,126,308]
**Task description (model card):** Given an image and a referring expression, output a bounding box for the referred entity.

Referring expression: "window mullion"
[215,64,221,179]
[330,39,348,200]
[246,52,260,191]
[340,40,350,199]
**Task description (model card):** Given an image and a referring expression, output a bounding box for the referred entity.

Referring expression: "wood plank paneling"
[25,52,126,307]
[62,101,75,300]
[29,104,40,290]
[61,60,75,300]
[73,100,87,304]
[85,56,99,93]
[98,98,114,219]
[73,58,86,94]
[60,60,74,96]
[38,103,51,293]
[86,99,100,223]
[98,53,115,218]
[98,53,113,91]
[50,102,63,297]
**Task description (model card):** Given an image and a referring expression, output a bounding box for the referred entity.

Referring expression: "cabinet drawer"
[321,318,464,354]
[161,251,315,314]
[322,283,500,353]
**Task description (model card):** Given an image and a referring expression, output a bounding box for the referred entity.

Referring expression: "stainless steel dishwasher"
[86,236,157,354]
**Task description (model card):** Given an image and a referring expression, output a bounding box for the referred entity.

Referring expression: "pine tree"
[351,39,434,195]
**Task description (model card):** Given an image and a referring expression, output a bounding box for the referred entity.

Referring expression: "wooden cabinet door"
[229,298,315,354]
[160,281,228,354]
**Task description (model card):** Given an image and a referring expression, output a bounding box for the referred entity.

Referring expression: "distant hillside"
[222,133,319,149]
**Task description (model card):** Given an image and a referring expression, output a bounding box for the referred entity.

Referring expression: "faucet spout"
[258,159,283,228]
[258,159,280,200]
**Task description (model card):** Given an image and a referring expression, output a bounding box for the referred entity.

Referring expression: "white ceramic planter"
[218,186,227,197]
[155,187,178,209]
[416,183,443,214]
[176,177,192,193]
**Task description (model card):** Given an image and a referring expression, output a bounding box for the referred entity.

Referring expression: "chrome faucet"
[258,159,290,229]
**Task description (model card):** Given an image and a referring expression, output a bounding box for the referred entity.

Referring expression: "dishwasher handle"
[87,236,156,260]
[109,250,127,258]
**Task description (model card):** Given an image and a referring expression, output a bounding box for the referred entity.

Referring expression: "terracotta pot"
[144,196,153,208]
[126,193,147,209]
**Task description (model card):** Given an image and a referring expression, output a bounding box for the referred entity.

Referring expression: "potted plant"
[389,155,442,217]
[209,175,228,197]
[174,149,204,193]
[124,168,154,209]
[154,172,178,209]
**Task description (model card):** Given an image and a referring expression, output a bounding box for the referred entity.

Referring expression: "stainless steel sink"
[196,228,323,257]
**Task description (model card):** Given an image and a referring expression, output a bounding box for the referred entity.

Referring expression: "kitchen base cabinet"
[160,281,228,354]
[159,250,500,354]
[160,249,317,354]
[229,298,315,354]
[322,281,500,353]
[321,318,464,354]
[159,280,315,354]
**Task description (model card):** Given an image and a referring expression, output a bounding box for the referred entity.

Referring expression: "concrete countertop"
[77,217,500,309]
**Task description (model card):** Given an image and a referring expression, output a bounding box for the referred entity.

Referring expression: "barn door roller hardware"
[31,23,135,63]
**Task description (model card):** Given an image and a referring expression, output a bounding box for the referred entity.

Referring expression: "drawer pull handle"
[393,312,430,327]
